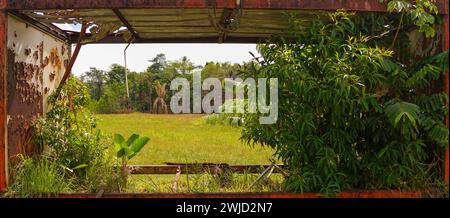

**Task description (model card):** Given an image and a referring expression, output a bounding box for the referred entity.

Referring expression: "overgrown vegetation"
[240,11,448,194]
[7,78,124,196]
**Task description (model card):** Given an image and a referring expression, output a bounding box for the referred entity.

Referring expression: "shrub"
[240,12,448,194]
[32,77,121,193]
[203,99,246,127]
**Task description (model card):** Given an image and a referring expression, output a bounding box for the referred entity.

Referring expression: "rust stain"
[7,48,44,162]
[33,50,39,61]
[49,71,55,82]
[41,56,49,68]
[24,48,31,56]
[1,9,7,191]
[38,41,44,65]
[49,47,62,73]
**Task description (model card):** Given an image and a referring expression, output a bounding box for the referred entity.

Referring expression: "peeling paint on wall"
[6,15,70,160]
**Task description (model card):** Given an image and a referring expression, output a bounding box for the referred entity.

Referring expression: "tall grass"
[7,155,72,197]
[127,172,284,193]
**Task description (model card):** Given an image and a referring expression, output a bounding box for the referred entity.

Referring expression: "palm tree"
[152,81,168,114]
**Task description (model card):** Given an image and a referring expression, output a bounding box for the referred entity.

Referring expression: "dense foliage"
[30,77,122,193]
[241,12,448,194]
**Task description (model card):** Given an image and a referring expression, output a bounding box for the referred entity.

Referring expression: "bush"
[241,12,448,194]
[32,77,121,193]
[203,99,246,127]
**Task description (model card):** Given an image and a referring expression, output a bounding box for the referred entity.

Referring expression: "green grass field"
[95,113,281,193]
[95,113,276,165]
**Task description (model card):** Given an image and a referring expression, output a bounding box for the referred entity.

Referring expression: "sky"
[53,23,259,76]
[72,44,259,76]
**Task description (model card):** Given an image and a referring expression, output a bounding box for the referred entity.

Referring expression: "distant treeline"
[79,53,253,114]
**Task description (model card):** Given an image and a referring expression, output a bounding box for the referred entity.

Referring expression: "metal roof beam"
[67,32,266,44]
[4,0,448,14]
[112,8,141,42]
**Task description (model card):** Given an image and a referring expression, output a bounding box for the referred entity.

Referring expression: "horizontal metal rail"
[129,164,286,174]
[55,190,427,198]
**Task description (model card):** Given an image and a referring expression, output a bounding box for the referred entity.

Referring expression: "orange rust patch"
[49,47,62,73]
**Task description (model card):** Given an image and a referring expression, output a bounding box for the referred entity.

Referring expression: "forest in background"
[79,53,249,114]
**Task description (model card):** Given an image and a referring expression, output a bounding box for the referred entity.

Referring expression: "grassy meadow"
[95,113,282,193]
[95,113,277,165]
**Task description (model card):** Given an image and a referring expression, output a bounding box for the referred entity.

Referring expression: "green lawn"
[95,113,277,165]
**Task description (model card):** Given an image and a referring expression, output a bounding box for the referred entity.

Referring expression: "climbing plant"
[240,12,448,194]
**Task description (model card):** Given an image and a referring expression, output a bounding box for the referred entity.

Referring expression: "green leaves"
[242,11,448,194]
[387,0,412,12]
[385,0,438,37]
[384,100,420,129]
[113,133,150,160]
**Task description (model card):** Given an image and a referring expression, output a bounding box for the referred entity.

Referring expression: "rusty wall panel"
[6,15,69,162]
[0,7,7,191]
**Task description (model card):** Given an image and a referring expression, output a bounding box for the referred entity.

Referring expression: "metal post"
[124,40,132,107]
[0,0,7,191]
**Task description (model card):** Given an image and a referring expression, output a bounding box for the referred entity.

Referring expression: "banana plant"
[113,133,150,185]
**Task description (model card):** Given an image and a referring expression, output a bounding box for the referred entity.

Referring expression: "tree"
[147,53,167,74]
[106,64,127,84]
[241,12,448,194]
[152,81,168,114]
[172,56,201,75]
[80,67,105,100]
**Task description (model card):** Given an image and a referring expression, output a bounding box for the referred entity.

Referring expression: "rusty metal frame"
[0,0,448,194]
[112,8,141,41]
[3,0,449,14]
[54,190,427,198]
[129,164,285,174]
[216,8,239,43]
[0,0,7,192]
[67,33,266,44]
